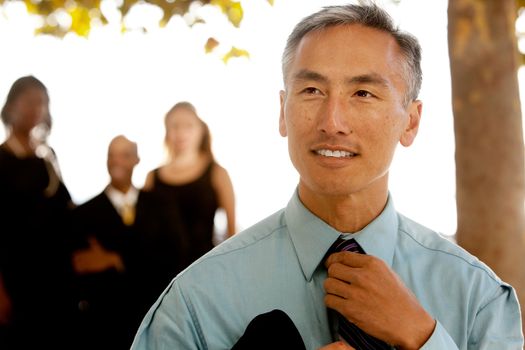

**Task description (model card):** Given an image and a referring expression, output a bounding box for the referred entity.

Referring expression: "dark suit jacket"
[71,189,191,349]
[71,191,145,350]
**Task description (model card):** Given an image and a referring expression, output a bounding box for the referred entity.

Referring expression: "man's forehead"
[286,25,406,86]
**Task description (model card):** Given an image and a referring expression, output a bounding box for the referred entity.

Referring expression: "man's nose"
[317,95,352,135]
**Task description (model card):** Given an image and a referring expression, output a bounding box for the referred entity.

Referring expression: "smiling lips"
[315,149,356,158]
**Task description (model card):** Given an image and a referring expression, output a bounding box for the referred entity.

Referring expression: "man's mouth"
[315,149,356,158]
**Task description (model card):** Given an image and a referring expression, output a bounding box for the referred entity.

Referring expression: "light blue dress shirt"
[130,190,523,349]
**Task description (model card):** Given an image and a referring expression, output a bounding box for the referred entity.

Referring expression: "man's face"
[279,24,421,200]
[107,137,139,186]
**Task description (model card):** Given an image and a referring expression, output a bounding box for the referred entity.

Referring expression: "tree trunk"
[448,0,525,332]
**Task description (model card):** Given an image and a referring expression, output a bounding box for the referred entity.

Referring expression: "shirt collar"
[105,185,139,208]
[285,189,399,281]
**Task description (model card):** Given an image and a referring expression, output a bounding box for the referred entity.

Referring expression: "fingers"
[323,253,377,310]
[324,279,362,325]
[72,243,124,274]
[324,275,352,299]
[323,253,435,348]
[324,272,362,324]
[325,251,369,268]
[318,341,355,350]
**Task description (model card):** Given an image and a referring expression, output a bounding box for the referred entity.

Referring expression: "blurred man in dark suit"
[71,134,144,350]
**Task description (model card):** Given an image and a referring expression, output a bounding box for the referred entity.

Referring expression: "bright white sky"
[1,0,515,237]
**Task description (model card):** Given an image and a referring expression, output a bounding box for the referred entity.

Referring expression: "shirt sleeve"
[421,284,524,350]
[419,321,458,349]
[130,281,205,350]
[466,284,523,349]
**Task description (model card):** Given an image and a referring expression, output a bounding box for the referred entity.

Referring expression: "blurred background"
[1,0,515,237]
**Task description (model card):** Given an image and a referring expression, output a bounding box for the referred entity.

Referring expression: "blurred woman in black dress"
[142,101,236,288]
[0,76,76,349]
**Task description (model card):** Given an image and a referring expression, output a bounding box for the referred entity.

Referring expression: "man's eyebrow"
[292,69,328,83]
[292,70,390,88]
[346,73,390,88]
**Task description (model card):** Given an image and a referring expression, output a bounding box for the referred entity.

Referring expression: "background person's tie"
[325,237,392,350]
[121,202,135,226]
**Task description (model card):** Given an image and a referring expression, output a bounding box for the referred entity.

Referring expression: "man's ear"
[400,100,422,147]
[279,90,287,137]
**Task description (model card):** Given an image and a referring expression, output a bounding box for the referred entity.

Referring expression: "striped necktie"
[326,237,392,350]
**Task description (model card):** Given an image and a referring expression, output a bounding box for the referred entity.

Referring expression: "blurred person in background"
[143,101,236,267]
[70,134,148,349]
[0,75,76,349]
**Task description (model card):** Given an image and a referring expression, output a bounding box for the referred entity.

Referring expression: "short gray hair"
[281,1,422,105]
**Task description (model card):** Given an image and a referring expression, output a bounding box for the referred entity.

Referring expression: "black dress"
[0,143,76,349]
[151,161,219,265]
[132,189,189,307]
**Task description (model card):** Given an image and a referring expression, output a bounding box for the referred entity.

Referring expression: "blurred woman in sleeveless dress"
[142,101,236,284]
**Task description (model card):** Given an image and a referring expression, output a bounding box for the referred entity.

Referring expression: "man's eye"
[302,87,321,95]
[354,90,373,98]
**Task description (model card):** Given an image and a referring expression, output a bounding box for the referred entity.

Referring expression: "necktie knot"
[328,236,366,254]
[323,236,365,265]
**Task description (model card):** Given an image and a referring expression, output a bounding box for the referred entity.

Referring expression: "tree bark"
[448,0,525,332]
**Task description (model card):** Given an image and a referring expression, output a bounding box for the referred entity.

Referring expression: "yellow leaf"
[211,0,243,27]
[68,5,92,37]
[23,0,40,14]
[205,37,220,53]
[222,46,249,63]
[35,23,67,37]
[226,2,242,27]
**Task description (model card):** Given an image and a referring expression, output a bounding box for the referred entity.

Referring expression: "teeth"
[316,149,355,158]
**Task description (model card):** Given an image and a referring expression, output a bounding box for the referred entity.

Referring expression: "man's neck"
[298,185,389,233]
[109,182,133,194]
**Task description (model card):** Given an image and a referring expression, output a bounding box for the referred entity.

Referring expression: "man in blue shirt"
[130,2,524,349]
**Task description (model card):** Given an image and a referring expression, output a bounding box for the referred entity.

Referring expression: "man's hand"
[324,251,435,350]
[318,341,355,350]
[72,236,125,274]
